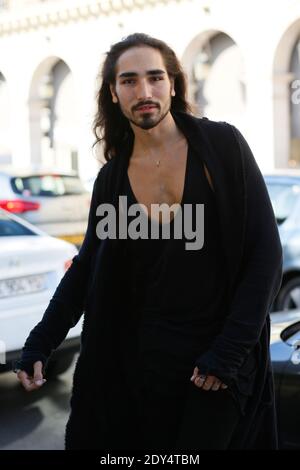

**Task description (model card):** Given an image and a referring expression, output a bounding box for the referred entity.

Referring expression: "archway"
[29,57,79,171]
[273,19,300,168]
[182,31,246,128]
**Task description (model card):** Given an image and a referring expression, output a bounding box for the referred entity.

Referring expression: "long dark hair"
[93,33,193,162]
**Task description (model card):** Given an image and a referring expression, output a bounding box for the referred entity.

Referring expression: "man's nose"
[136,79,152,100]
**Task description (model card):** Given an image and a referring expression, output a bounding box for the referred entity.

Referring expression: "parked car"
[271,310,300,449]
[0,167,91,247]
[264,171,300,311]
[0,208,83,378]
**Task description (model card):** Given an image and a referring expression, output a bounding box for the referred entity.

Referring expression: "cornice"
[0,0,185,36]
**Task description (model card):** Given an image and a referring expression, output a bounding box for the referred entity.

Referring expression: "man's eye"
[151,76,163,81]
[122,79,135,85]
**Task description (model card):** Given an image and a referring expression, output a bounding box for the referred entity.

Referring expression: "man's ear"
[109,84,118,103]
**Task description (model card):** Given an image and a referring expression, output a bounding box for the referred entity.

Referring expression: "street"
[0,356,76,450]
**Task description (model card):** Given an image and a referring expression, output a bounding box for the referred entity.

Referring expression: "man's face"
[110,46,175,130]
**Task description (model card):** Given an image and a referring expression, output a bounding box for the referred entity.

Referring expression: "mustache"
[133,101,160,111]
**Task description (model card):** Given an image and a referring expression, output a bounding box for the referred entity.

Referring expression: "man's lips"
[135,105,157,112]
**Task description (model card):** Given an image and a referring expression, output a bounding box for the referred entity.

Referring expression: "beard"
[118,96,172,130]
[129,105,170,130]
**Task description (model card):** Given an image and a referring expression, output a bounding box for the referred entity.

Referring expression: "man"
[15,33,282,450]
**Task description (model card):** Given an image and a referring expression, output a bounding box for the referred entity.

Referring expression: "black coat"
[18,111,283,450]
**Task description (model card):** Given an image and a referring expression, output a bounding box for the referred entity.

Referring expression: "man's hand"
[16,361,46,392]
[190,366,228,391]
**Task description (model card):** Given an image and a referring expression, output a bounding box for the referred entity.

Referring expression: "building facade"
[0,0,299,178]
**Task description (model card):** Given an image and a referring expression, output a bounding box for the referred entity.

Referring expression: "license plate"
[0,274,47,299]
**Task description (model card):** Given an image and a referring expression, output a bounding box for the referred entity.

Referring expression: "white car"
[0,208,83,378]
[0,166,91,247]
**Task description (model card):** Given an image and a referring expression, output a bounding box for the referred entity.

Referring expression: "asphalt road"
[0,356,76,450]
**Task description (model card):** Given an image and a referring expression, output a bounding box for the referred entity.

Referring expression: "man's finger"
[190,366,199,381]
[194,374,207,388]
[17,371,38,392]
[17,364,46,391]
[33,360,43,378]
[211,379,221,391]
[221,383,228,389]
[17,370,32,388]
[33,361,46,387]
[22,377,46,392]
[202,375,215,391]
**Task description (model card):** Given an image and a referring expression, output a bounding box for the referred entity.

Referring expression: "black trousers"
[138,379,240,451]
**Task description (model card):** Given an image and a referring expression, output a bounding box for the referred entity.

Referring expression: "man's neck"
[131,112,184,157]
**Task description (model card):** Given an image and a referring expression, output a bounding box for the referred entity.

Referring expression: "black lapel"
[172,111,245,296]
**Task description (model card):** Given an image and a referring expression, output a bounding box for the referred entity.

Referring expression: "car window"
[0,212,36,236]
[265,182,300,224]
[11,175,86,197]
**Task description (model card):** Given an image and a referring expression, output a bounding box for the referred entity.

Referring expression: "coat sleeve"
[194,125,283,384]
[14,166,106,375]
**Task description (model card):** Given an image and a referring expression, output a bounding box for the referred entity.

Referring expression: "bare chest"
[127,147,188,214]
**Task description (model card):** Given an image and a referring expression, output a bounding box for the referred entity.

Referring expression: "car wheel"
[45,353,75,379]
[275,276,300,311]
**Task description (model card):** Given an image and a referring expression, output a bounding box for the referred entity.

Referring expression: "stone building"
[0,0,299,178]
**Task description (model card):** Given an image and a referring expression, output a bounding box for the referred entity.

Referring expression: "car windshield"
[0,212,36,236]
[11,174,86,197]
[265,182,300,224]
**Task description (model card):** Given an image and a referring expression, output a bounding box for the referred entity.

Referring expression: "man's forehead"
[116,47,167,76]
